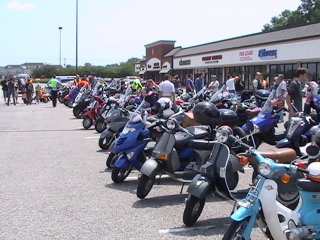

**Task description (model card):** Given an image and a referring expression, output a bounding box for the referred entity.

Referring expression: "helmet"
[307,162,320,182]
[192,101,221,126]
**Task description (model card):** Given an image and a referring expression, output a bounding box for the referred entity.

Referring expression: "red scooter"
[82,96,106,129]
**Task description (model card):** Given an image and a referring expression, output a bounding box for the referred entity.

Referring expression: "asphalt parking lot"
[0,96,284,240]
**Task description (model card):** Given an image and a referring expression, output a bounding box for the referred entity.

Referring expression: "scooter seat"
[174,132,194,149]
[185,126,210,139]
[146,115,158,123]
[188,139,215,150]
[254,148,296,163]
[296,179,320,192]
[245,107,260,117]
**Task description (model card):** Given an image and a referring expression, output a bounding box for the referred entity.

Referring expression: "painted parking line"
[86,136,99,139]
[159,224,230,234]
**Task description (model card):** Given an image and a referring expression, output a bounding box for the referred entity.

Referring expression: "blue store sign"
[258,48,278,60]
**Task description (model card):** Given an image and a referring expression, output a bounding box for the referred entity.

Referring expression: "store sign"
[146,58,161,70]
[179,59,191,65]
[202,54,222,64]
[258,48,278,60]
[239,50,253,61]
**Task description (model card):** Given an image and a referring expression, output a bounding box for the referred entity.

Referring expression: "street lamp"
[58,27,63,67]
[76,0,78,74]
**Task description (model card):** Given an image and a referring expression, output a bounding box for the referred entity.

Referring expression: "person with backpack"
[47,76,61,107]
[25,79,34,105]
[7,77,15,106]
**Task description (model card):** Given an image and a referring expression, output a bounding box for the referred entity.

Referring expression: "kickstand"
[180,182,185,194]
[157,173,162,185]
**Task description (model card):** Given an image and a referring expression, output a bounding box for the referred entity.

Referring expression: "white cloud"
[7,1,36,10]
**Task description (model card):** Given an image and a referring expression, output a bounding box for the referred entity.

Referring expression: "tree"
[262,0,320,32]
[32,65,58,78]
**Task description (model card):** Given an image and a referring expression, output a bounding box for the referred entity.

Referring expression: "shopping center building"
[135,22,320,89]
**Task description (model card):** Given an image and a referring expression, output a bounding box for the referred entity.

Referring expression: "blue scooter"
[111,102,161,183]
[222,127,320,240]
[242,89,285,147]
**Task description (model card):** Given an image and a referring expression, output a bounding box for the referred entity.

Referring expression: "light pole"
[58,27,63,67]
[76,0,78,74]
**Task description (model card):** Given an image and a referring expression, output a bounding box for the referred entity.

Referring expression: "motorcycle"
[72,87,92,118]
[242,89,286,148]
[222,129,320,240]
[64,87,80,108]
[276,107,319,156]
[183,123,299,227]
[111,105,162,183]
[82,95,106,129]
[136,117,213,199]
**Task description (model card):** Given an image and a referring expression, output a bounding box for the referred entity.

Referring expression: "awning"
[138,70,146,75]
[159,68,171,74]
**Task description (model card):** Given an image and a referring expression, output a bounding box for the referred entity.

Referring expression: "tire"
[67,99,73,108]
[111,165,133,183]
[99,135,115,150]
[58,96,64,103]
[106,152,118,169]
[73,107,82,119]
[222,218,250,240]
[82,117,93,129]
[43,98,48,103]
[64,98,68,107]
[183,195,205,226]
[277,191,300,210]
[136,174,155,199]
[95,117,106,133]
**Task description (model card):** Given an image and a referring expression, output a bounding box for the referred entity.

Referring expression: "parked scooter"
[82,95,106,129]
[276,107,319,156]
[64,87,80,108]
[242,89,286,148]
[72,87,92,118]
[111,104,163,183]
[222,131,320,240]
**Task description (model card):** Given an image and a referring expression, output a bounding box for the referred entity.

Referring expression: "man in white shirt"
[157,74,175,115]
[225,75,235,93]
[208,75,219,93]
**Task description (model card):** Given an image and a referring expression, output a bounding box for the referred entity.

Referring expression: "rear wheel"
[222,218,250,240]
[95,117,106,133]
[183,195,205,226]
[82,117,93,129]
[136,174,155,199]
[58,96,64,103]
[111,165,133,183]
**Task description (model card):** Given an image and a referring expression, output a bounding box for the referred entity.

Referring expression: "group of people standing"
[1,77,40,106]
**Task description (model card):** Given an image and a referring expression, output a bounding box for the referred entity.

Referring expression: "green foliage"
[262,0,320,31]
[32,58,139,78]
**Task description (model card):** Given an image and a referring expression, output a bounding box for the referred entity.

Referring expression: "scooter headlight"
[166,119,177,130]
[216,126,233,143]
[122,127,136,134]
[258,162,272,176]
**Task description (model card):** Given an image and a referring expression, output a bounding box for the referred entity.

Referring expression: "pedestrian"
[1,78,8,104]
[252,72,264,91]
[271,74,287,122]
[34,80,41,104]
[235,75,245,95]
[207,75,219,93]
[173,75,180,95]
[195,73,204,93]
[226,75,236,93]
[7,77,16,106]
[304,79,319,115]
[47,76,61,107]
[25,79,34,105]
[287,68,308,116]
[157,74,175,116]
[185,74,195,94]
[141,79,159,107]
[11,77,19,104]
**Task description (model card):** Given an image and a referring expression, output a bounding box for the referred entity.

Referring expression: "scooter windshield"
[209,85,227,103]
[259,89,275,115]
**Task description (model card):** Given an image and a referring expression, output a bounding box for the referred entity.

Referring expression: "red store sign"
[239,50,253,61]
[202,55,222,61]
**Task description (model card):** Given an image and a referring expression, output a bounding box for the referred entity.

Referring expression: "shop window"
[307,63,317,81]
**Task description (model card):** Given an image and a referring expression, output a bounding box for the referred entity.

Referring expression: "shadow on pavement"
[132,193,187,208]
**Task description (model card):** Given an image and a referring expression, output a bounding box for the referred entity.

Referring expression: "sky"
[0,0,303,67]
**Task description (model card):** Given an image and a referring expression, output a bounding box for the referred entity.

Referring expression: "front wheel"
[67,99,73,108]
[136,174,155,199]
[106,153,118,169]
[95,117,106,133]
[183,195,205,226]
[99,135,115,150]
[111,165,133,183]
[73,107,82,118]
[82,117,93,129]
[222,218,250,240]
[277,191,300,210]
